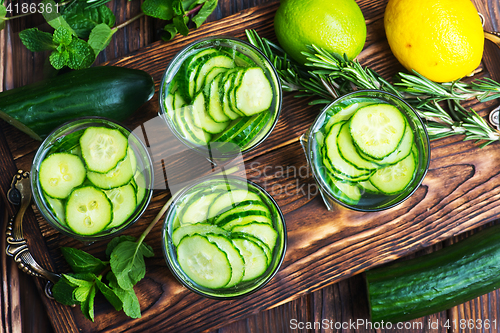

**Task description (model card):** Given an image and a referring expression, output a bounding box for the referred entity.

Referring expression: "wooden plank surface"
[1,0,500,332]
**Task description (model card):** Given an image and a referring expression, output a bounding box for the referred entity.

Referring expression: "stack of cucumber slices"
[168,181,282,290]
[319,102,418,205]
[39,126,148,236]
[164,47,274,150]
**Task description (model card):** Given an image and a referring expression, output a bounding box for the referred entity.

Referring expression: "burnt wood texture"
[1,0,500,332]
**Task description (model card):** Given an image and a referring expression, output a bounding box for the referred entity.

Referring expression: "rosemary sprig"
[244,29,500,147]
[394,71,500,102]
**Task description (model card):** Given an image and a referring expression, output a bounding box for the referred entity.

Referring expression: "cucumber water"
[164,177,286,296]
[161,39,280,157]
[309,94,428,210]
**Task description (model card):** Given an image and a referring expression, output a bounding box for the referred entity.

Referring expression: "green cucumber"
[0,66,154,140]
[366,223,500,322]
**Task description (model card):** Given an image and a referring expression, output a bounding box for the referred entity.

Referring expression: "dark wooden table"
[1,0,500,332]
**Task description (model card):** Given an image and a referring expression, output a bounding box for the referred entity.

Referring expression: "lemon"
[274,0,367,64]
[384,0,484,82]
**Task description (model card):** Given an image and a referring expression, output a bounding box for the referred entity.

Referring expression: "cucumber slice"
[231,237,268,281]
[220,214,272,230]
[177,106,211,145]
[194,55,235,95]
[324,122,373,181]
[178,49,219,100]
[359,181,380,194]
[337,122,379,171]
[212,200,270,223]
[173,91,186,109]
[369,151,416,195]
[331,179,362,204]
[349,104,406,160]
[181,192,221,224]
[186,50,222,99]
[87,146,135,189]
[80,127,129,174]
[211,117,249,142]
[205,233,245,288]
[191,93,229,134]
[228,69,246,114]
[39,153,86,199]
[220,71,243,119]
[207,190,261,219]
[207,73,230,123]
[65,186,112,235]
[164,93,175,119]
[231,222,278,252]
[45,195,66,225]
[177,234,232,289]
[104,184,137,229]
[364,121,414,166]
[232,111,271,148]
[202,67,229,95]
[171,223,227,246]
[234,67,273,116]
[234,232,272,265]
[133,172,146,205]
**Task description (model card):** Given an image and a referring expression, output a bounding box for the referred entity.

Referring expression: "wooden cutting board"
[3,1,500,332]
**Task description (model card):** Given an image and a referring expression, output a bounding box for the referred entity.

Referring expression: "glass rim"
[30,116,155,242]
[306,89,431,212]
[158,35,283,159]
[161,174,287,299]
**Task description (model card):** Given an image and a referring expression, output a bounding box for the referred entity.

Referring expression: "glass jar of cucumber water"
[162,175,287,299]
[159,36,282,160]
[31,117,154,242]
[301,90,430,212]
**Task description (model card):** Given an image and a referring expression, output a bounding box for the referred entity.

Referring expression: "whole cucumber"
[0,66,155,140]
[366,223,500,322]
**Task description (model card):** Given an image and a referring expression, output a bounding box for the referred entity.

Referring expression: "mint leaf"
[173,15,189,37]
[171,0,184,16]
[0,5,7,31]
[95,278,122,311]
[42,0,76,35]
[141,0,174,20]
[107,272,141,319]
[80,283,96,322]
[60,247,107,275]
[64,273,94,288]
[53,27,74,46]
[106,235,136,258]
[110,240,154,290]
[52,278,78,306]
[66,38,95,69]
[62,2,115,39]
[88,23,116,57]
[49,50,69,69]
[19,28,56,52]
[192,0,217,29]
[182,0,203,11]
[162,23,177,41]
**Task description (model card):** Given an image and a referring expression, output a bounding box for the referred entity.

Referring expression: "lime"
[274,0,367,64]
[384,0,484,82]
